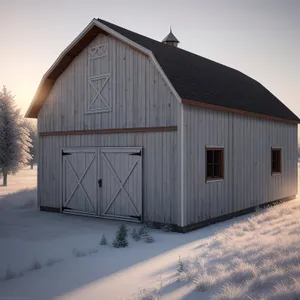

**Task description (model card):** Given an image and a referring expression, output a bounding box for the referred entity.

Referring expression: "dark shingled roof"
[98,18,299,122]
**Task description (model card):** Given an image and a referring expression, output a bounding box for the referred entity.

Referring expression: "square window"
[206,148,224,181]
[272,148,281,174]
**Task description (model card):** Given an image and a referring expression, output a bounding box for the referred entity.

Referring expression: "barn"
[26,18,299,232]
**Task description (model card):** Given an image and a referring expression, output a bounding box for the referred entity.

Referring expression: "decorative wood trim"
[87,73,111,113]
[87,41,111,114]
[182,99,300,124]
[205,179,224,184]
[180,104,184,227]
[63,151,97,211]
[88,43,108,59]
[40,126,177,137]
[100,147,143,153]
[100,150,140,216]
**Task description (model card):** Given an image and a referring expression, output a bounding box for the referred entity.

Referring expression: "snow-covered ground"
[0,167,299,299]
[0,166,37,210]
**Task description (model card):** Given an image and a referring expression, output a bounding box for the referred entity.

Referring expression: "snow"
[0,167,299,299]
[0,167,37,197]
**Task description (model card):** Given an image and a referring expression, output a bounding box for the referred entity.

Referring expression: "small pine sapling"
[29,259,42,271]
[255,206,262,212]
[145,235,155,243]
[46,258,62,267]
[131,228,141,241]
[72,248,86,257]
[177,255,184,274]
[112,224,129,248]
[145,221,155,229]
[138,225,149,239]
[4,266,16,280]
[100,234,107,245]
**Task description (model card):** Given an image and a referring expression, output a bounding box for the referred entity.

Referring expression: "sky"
[0,0,299,118]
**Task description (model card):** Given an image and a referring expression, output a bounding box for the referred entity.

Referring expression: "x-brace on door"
[62,148,98,215]
[99,147,142,221]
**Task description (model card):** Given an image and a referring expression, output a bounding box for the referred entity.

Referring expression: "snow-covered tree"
[0,86,31,186]
[23,119,37,169]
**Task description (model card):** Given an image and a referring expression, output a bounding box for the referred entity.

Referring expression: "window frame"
[205,147,224,182]
[271,147,282,175]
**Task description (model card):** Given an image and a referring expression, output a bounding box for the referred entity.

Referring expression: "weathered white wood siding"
[38,132,179,224]
[182,105,298,226]
[37,32,179,133]
[36,31,181,225]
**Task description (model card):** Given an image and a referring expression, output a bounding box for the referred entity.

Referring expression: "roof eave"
[26,19,100,118]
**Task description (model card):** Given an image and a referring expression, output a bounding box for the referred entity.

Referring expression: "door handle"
[98,179,102,187]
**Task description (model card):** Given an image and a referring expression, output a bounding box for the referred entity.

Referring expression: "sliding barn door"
[100,148,142,221]
[62,148,98,215]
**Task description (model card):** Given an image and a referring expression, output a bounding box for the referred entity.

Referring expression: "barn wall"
[37,32,179,132]
[38,131,180,225]
[182,105,298,226]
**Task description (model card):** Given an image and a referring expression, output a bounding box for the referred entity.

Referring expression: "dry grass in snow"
[171,200,300,300]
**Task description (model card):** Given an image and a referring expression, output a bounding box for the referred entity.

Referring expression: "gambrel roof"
[26,18,299,123]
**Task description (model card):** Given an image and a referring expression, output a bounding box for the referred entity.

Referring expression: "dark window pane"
[207,163,213,177]
[214,163,220,177]
[272,149,281,173]
[214,150,220,164]
[207,150,213,164]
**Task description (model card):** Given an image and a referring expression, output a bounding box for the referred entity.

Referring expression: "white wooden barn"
[26,18,299,232]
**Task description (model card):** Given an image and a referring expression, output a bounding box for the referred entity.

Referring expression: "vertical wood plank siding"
[38,132,178,224]
[37,31,181,225]
[37,33,179,133]
[183,105,298,226]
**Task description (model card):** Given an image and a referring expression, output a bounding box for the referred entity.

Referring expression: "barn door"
[100,147,142,221]
[62,148,98,215]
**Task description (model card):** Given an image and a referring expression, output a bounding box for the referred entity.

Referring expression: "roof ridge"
[96,18,256,81]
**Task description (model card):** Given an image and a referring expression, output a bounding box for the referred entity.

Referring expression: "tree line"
[0,86,37,186]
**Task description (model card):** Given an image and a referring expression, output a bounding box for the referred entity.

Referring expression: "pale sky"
[0,0,299,118]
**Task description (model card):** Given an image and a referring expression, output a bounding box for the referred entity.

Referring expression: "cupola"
[162,28,180,47]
